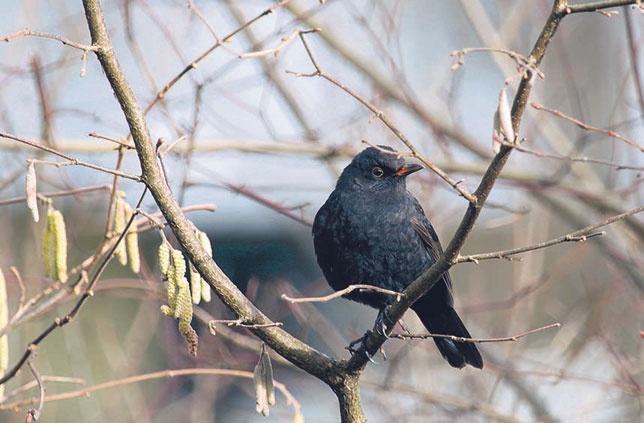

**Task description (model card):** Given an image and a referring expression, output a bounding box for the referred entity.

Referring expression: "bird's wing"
[409,211,453,291]
[410,216,443,260]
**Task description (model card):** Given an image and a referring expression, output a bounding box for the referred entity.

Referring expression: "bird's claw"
[344,307,392,363]
[347,333,377,363]
[398,318,411,334]
[375,306,394,338]
[346,331,386,364]
[347,333,368,355]
[379,345,388,361]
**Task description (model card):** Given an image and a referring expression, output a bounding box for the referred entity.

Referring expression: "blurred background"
[0,0,642,422]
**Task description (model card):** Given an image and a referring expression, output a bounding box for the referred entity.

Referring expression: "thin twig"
[2,376,84,403]
[143,0,295,115]
[88,132,134,149]
[281,284,402,304]
[495,136,644,170]
[10,267,27,310]
[224,1,318,142]
[187,0,218,38]
[26,356,44,421]
[137,204,217,230]
[223,28,318,59]
[0,368,302,418]
[392,322,561,343]
[450,47,545,80]
[0,277,67,339]
[531,102,643,152]
[0,28,98,52]
[457,205,644,263]
[564,0,641,14]
[0,185,111,207]
[288,32,478,204]
[0,132,141,181]
[31,55,55,148]
[222,181,311,226]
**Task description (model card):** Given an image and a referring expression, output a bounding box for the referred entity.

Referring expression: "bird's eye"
[371,167,384,178]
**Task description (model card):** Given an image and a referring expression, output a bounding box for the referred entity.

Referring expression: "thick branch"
[81,0,336,384]
[330,373,364,423]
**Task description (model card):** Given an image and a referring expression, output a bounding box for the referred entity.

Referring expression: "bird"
[312,145,483,369]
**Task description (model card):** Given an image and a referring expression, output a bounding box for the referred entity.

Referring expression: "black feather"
[312,146,482,369]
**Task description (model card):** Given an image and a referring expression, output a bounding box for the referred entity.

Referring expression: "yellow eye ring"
[372,167,384,178]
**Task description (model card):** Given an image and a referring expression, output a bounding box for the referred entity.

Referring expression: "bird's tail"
[414,305,483,369]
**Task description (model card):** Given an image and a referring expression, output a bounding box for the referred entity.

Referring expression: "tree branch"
[531,102,643,152]
[0,28,98,52]
[281,284,401,304]
[393,322,561,343]
[0,132,141,181]
[81,0,338,387]
[565,0,641,14]
[1,368,302,418]
[458,205,643,263]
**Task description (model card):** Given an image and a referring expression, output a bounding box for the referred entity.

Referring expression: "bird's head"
[337,146,423,192]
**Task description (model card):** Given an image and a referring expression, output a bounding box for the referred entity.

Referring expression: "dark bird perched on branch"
[312,146,483,369]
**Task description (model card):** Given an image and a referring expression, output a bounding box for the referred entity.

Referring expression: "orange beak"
[393,163,423,177]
